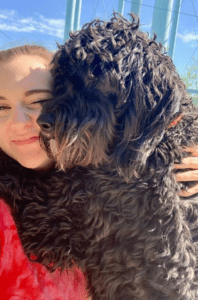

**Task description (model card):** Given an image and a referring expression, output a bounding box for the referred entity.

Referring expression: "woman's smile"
[12,136,40,146]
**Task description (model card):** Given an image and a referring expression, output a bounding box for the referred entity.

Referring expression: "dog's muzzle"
[37,113,55,139]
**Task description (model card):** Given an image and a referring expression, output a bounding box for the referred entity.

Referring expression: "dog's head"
[37,13,191,180]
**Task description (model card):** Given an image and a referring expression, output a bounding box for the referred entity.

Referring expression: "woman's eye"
[0,106,10,110]
[0,99,51,113]
[32,99,51,104]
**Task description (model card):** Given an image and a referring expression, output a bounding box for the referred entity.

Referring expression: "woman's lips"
[12,136,40,146]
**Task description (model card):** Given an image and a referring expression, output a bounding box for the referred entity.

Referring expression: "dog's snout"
[37,113,54,131]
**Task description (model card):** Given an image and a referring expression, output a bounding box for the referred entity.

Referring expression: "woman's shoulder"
[0,198,14,226]
[0,198,89,300]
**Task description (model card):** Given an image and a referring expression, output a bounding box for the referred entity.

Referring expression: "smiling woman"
[0,45,90,300]
[0,48,53,171]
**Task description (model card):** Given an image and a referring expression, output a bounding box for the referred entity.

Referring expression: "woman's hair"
[0,45,53,63]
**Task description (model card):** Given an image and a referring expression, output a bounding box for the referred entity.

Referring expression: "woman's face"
[0,54,54,171]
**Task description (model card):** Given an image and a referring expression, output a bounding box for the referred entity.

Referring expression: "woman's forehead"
[0,55,52,92]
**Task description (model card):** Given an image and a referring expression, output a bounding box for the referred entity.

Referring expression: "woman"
[0,44,197,300]
[0,45,90,300]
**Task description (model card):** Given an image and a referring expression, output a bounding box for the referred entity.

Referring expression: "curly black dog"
[1,13,198,300]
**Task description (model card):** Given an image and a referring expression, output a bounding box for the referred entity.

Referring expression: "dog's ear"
[113,86,181,181]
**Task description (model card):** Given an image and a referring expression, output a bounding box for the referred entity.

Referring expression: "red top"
[0,199,89,300]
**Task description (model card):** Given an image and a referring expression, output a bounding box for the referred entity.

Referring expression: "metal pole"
[74,0,82,31]
[64,0,77,42]
[118,0,125,15]
[187,89,198,94]
[168,0,182,60]
[131,0,142,17]
[151,0,174,49]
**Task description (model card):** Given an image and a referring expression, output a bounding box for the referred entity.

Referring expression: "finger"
[175,170,198,182]
[182,145,198,156]
[179,183,198,197]
[174,157,198,169]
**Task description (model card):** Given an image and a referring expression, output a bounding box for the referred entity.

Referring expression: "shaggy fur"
[1,13,198,300]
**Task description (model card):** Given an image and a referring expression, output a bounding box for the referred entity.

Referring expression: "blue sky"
[0,0,198,81]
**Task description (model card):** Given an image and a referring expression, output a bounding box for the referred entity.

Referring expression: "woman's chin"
[17,154,54,172]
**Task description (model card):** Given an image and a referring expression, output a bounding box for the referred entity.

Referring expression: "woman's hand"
[174,146,198,197]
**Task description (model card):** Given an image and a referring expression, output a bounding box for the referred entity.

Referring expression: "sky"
[0,0,198,86]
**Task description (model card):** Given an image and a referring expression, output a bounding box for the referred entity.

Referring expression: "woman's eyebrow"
[25,89,52,96]
[0,96,6,101]
[0,90,52,101]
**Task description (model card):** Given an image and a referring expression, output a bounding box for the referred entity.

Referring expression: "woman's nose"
[12,105,32,124]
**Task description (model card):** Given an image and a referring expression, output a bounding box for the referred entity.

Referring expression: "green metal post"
[74,0,82,31]
[151,0,174,49]
[118,0,125,15]
[168,0,182,60]
[64,0,77,42]
[131,0,142,16]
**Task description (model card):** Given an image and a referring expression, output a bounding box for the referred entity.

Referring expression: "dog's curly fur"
[1,13,198,300]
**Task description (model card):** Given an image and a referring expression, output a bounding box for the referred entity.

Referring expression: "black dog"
[1,13,198,300]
